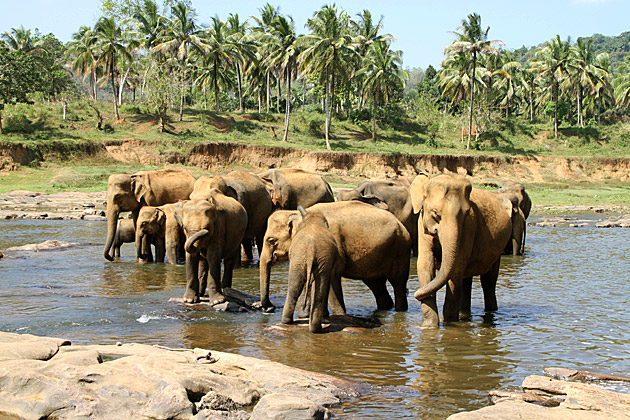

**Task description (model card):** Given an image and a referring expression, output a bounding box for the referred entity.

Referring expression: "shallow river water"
[1,214,629,418]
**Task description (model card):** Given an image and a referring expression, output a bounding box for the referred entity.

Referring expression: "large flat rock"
[0,331,359,419]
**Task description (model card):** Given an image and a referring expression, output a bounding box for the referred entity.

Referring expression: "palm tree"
[1,26,38,52]
[592,53,614,125]
[613,54,630,110]
[132,0,168,98]
[67,26,100,100]
[94,16,132,120]
[531,35,573,138]
[252,3,281,113]
[444,13,502,148]
[299,4,357,150]
[196,16,235,112]
[264,15,298,141]
[494,51,523,118]
[153,1,208,121]
[357,40,407,140]
[227,13,256,113]
[570,38,605,127]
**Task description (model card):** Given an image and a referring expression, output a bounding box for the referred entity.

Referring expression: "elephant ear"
[226,186,239,201]
[410,173,430,214]
[156,207,166,225]
[287,211,303,238]
[499,196,515,218]
[172,200,185,228]
[132,173,150,204]
[357,195,389,211]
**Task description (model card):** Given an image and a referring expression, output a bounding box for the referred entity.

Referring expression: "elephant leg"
[143,236,154,263]
[183,253,201,303]
[165,234,178,265]
[328,273,346,315]
[460,276,473,317]
[155,237,166,263]
[198,257,209,297]
[481,259,500,312]
[241,239,254,263]
[296,284,310,319]
[521,223,527,255]
[282,266,307,324]
[389,277,409,312]
[365,278,394,311]
[113,244,121,258]
[255,234,265,262]
[206,254,226,306]
[443,278,461,322]
[222,253,237,289]
[310,273,328,333]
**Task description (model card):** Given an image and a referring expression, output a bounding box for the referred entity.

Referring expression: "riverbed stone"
[0,331,358,419]
[447,373,630,419]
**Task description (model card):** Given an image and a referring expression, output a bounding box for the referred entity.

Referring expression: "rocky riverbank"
[0,331,359,419]
[448,368,630,419]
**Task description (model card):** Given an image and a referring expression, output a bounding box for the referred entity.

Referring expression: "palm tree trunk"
[179,60,185,122]
[467,52,477,150]
[266,72,270,113]
[597,94,601,126]
[283,69,291,142]
[111,60,120,121]
[203,86,207,111]
[372,90,377,141]
[118,67,130,106]
[214,60,220,112]
[324,67,331,151]
[236,64,243,113]
[553,80,559,138]
[529,91,533,121]
[276,78,281,114]
[302,82,306,112]
[577,86,583,127]
[258,88,262,113]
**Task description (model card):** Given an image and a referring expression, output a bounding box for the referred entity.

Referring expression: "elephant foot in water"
[207,291,226,306]
[183,291,200,304]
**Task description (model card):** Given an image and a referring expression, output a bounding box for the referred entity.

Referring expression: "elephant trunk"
[135,230,148,261]
[185,230,208,254]
[414,227,461,301]
[103,207,120,261]
[258,246,275,311]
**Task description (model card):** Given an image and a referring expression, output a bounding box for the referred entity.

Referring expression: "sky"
[1,0,628,69]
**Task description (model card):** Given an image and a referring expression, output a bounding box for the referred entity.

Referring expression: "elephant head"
[103,174,140,261]
[259,170,290,209]
[181,199,219,255]
[258,209,302,311]
[135,206,166,261]
[410,174,475,301]
[190,175,238,201]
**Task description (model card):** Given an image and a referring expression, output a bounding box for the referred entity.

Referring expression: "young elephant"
[258,168,334,210]
[112,218,136,259]
[410,174,512,328]
[178,192,248,305]
[282,207,343,333]
[135,203,184,264]
[258,200,411,314]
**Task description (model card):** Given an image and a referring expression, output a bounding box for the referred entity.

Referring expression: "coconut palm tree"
[94,16,132,120]
[444,13,502,148]
[531,35,573,138]
[357,40,407,140]
[264,15,298,141]
[132,0,168,98]
[227,13,256,113]
[1,26,38,53]
[592,53,614,125]
[569,38,606,127]
[612,54,630,110]
[67,26,100,100]
[153,1,208,121]
[252,3,281,113]
[299,4,357,150]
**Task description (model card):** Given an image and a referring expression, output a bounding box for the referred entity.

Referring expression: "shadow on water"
[1,219,630,419]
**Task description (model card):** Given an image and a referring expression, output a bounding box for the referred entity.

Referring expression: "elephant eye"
[431,209,441,220]
[267,237,278,246]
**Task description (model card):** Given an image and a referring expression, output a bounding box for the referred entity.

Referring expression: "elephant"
[335,179,418,256]
[135,203,185,264]
[493,191,526,256]
[177,192,248,304]
[282,206,343,333]
[258,200,411,314]
[258,168,334,210]
[111,218,136,259]
[497,181,532,254]
[191,172,273,262]
[103,169,195,261]
[410,173,512,328]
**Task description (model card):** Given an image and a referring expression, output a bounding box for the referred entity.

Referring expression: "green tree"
[613,53,630,110]
[94,16,133,120]
[299,4,357,150]
[0,48,41,133]
[357,40,408,140]
[531,35,573,138]
[252,3,281,113]
[153,1,208,120]
[444,13,502,148]
[67,26,100,100]
[1,26,39,53]
[227,13,255,113]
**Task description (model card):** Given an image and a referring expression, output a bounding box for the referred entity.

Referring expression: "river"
[0,214,629,418]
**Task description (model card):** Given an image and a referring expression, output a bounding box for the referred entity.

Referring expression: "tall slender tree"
[67,26,100,99]
[444,13,502,148]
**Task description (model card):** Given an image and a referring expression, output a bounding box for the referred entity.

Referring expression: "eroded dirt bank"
[2,140,630,183]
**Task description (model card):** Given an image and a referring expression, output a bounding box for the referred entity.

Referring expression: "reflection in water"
[1,217,630,419]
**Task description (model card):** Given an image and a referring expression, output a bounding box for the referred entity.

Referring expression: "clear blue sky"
[1,0,628,69]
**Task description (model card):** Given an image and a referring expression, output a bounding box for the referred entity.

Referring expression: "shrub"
[4,113,34,134]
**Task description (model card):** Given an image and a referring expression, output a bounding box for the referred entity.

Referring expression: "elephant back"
[132,169,195,206]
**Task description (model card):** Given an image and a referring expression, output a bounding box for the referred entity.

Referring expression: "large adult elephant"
[257,200,411,313]
[177,193,248,305]
[191,172,273,261]
[410,173,512,328]
[258,168,334,210]
[103,169,195,261]
[336,179,418,256]
[497,181,532,255]
[135,203,185,264]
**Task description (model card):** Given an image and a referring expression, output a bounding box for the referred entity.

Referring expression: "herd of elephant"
[102,167,531,332]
